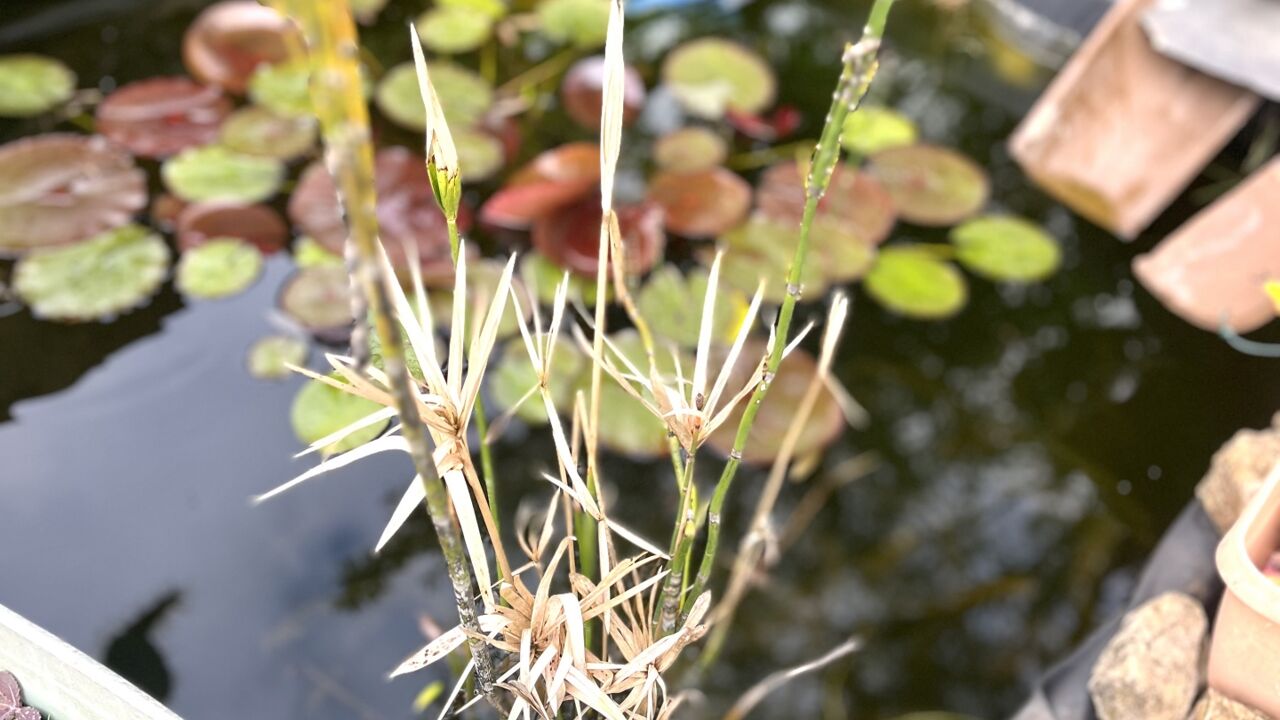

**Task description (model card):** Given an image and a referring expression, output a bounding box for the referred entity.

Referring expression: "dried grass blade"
[375,475,426,553]
[389,625,468,677]
[253,435,410,504]
[442,467,495,610]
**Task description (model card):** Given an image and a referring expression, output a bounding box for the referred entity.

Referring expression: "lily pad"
[537,0,611,48]
[661,38,775,120]
[951,214,1060,282]
[560,55,645,130]
[351,0,391,23]
[479,142,599,229]
[756,160,896,245]
[415,6,493,54]
[428,258,531,341]
[293,236,343,269]
[95,77,232,158]
[489,337,587,425]
[863,245,967,319]
[840,106,918,156]
[0,134,147,254]
[162,145,285,204]
[177,201,288,254]
[279,266,355,341]
[454,128,506,183]
[375,61,493,133]
[247,334,309,380]
[291,375,388,456]
[220,105,317,160]
[13,224,169,322]
[716,214,875,303]
[176,238,264,299]
[654,127,728,173]
[532,195,666,277]
[0,54,76,117]
[519,251,609,307]
[868,144,990,227]
[441,0,508,19]
[183,0,299,95]
[248,60,312,117]
[635,264,747,348]
[647,167,752,239]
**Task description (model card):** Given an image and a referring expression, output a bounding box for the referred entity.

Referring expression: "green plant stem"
[657,452,697,633]
[684,0,895,619]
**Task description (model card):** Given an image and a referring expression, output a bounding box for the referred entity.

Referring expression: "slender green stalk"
[657,453,697,633]
[684,0,896,616]
[279,0,496,697]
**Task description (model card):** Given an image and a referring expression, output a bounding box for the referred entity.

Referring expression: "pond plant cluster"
[0,0,1064,716]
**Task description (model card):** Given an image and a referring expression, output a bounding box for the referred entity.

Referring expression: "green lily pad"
[220,105,317,160]
[247,334,309,380]
[176,238,264,299]
[661,38,775,120]
[489,337,587,424]
[537,0,611,48]
[0,54,76,118]
[654,127,728,173]
[13,224,169,322]
[415,6,493,54]
[293,236,344,269]
[520,252,609,308]
[248,60,312,118]
[863,245,967,319]
[454,128,505,183]
[716,214,876,303]
[162,145,285,204]
[868,144,990,227]
[580,330,682,458]
[950,214,1061,283]
[840,106,918,156]
[375,61,493,133]
[279,266,354,339]
[442,0,508,19]
[429,258,530,341]
[636,264,747,348]
[290,374,389,456]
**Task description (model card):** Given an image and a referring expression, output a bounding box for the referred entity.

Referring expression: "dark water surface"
[3,1,1279,719]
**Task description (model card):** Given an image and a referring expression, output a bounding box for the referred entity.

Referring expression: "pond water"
[2,1,1280,719]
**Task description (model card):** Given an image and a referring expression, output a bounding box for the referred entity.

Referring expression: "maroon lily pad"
[647,167,751,239]
[278,266,354,344]
[560,55,645,131]
[150,193,188,232]
[479,142,599,230]
[0,134,147,255]
[532,194,665,277]
[94,77,232,159]
[288,147,470,285]
[726,105,802,142]
[177,201,288,254]
[867,144,990,227]
[756,160,897,245]
[183,0,300,95]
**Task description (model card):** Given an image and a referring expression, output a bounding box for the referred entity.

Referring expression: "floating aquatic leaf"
[864,245,967,319]
[654,127,728,173]
[219,105,317,160]
[248,60,312,117]
[0,134,147,254]
[289,148,464,283]
[415,6,493,54]
[278,266,354,341]
[95,77,232,158]
[520,251,609,307]
[292,236,343,269]
[480,142,599,229]
[247,334,309,380]
[0,54,76,117]
[726,105,802,142]
[716,214,874,303]
[150,193,188,232]
[840,105,917,156]
[441,0,508,19]
[182,0,299,94]
[375,61,493,133]
[429,258,531,340]
[291,375,389,456]
[648,167,751,239]
[454,128,505,183]
[950,214,1060,282]
[490,335,587,423]
[756,160,896,245]
[162,145,285,204]
[176,238,263,299]
[537,0,611,48]
[868,144,989,227]
[350,0,390,23]
[177,201,288,254]
[561,55,645,130]
[532,195,665,277]
[662,38,775,120]
[13,224,169,322]
[705,340,843,463]
[636,264,746,348]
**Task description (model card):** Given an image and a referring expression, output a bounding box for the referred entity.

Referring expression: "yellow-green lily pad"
[454,128,505,183]
[162,145,285,204]
[537,0,611,49]
[247,60,312,118]
[0,54,76,118]
[868,144,989,227]
[375,61,493,133]
[840,106,918,156]
[290,375,388,456]
[636,264,747,348]
[950,214,1061,283]
[13,224,169,322]
[176,238,264,299]
[293,236,343,269]
[247,334,309,380]
[219,106,317,160]
[716,214,876,303]
[661,38,775,120]
[864,245,967,319]
[489,337,587,424]
[654,127,728,173]
[415,6,494,54]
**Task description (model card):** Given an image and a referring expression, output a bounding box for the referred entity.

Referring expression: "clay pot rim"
[1216,460,1280,621]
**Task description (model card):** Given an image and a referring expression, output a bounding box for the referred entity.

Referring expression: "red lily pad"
[532,195,665,278]
[867,144,990,227]
[756,160,897,246]
[479,142,599,230]
[560,55,645,131]
[647,167,751,239]
[0,134,147,255]
[149,193,188,232]
[182,0,299,95]
[289,147,470,285]
[278,266,354,343]
[726,105,801,142]
[176,201,288,254]
[94,77,232,159]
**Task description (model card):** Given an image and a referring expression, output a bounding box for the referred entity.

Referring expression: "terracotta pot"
[1209,460,1280,717]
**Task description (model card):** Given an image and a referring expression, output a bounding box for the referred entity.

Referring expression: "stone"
[1088,592,1207,720]
[1188,689,1272,720]
[1196,412,1280,534]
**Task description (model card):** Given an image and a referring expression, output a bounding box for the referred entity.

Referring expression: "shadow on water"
[2,1,1280,719]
